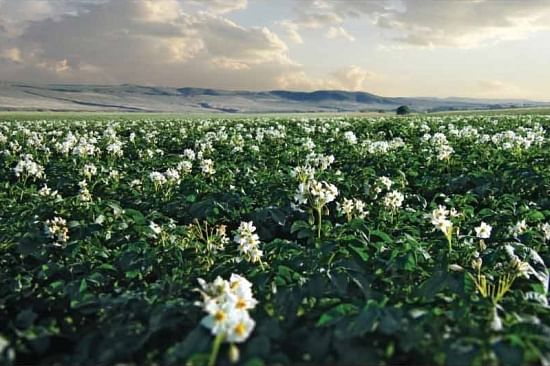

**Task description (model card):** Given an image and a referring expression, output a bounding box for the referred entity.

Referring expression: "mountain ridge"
[1,82,548,113]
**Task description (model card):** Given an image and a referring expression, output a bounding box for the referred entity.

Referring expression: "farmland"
[1,114,549,365]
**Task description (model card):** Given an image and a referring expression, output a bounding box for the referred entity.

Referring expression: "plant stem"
[316,207,322,239]
[208,333,224,366]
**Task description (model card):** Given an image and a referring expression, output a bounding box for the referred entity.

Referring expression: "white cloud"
[0,47,22,63]
[210,57,250,70]
[331,65,381,91]
[276,3,353,45]
[277,65,380,91]
[291,0,550,48]
[0,0,383,92]
[0,0,297,88]
[279,20,303,44]
[326,26,355,42]
[187,0,248,14]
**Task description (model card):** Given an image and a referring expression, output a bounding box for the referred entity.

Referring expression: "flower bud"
[478,240,487,251]
[228,343,240,364]
[448,264,464,272]
[471,258,482,271]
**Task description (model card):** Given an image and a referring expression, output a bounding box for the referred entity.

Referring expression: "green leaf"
[418,271,449,299]
[379,308,402,335]
[370,230,392,243]
[445,340,479,366]
[79,279,88,293]
[18,234,41,255]
[316,303,357,327]
[16,309,37,329]
[244,357,265,366]
[290,220,309,234]
[124,209,146,225]
[493,341,524,366]
[349,244,370,263]
[526,210,544,222]
[348,301,379,335]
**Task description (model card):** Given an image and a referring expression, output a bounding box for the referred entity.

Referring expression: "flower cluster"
[338,197,368,221]
[383,190,404,212]
[422,133,454,161]
[429,205,460,251]
[200,158,215,175]
[78,180,92,203]
[343,131,358,144]
[490,127,545,151]
[197,274,257,343]
[233,221,263,263]
[290,165,315,183]
[374,176,393,196]
[430,205,453,235]
[294,180,339,208]
[361,137,405,155]
[38,184,61,200]
[509,219,528,238]
[82,163,98,179]
[14,154,45,180]
[305,153,335,171]
[45,217,69,245]
[149,171,166,189]
[540,223,550,241]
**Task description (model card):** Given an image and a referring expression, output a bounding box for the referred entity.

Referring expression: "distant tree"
[396,105,411,115]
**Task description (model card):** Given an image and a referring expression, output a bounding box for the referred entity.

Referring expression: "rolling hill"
[0,81,548,113]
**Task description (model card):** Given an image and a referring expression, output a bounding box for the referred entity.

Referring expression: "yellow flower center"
[234,322,246,336]
[236,298,247,309]
[214,310,226,322]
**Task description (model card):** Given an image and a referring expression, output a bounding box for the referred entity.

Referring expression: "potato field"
[1,115,549,365]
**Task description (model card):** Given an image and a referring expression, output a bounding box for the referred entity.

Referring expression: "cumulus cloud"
[277,65,379,91]
[377,0,550,47]
[0,0,98,34]
[3,0,543,97]
[0,47,22,63]
[0,0,381,92]
[186,0,248,15]
[279,20,303,44]
[331,65,380,91]
[0,0,299,89]
[276,2,354,44]
[291,0,550,47]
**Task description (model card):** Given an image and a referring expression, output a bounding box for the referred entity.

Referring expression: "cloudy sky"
[1,0,549,100]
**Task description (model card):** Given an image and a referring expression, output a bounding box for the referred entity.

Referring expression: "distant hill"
[0,81,548,113]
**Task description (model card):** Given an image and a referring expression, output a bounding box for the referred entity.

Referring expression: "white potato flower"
[539,223,550,241]
[14,155,45,180]
[149,221,162,237]
[197,274,257,344]
[343,131,357,144]
[383,190,404,211]
[233,222,263,264]
[200,159,215,175]
[474,222,492,239]
[509,219,527,237]
[45,217,69,245]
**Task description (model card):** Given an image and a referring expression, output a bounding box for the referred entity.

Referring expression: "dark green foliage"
[0,114,549,365]
[396,105,411,115]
